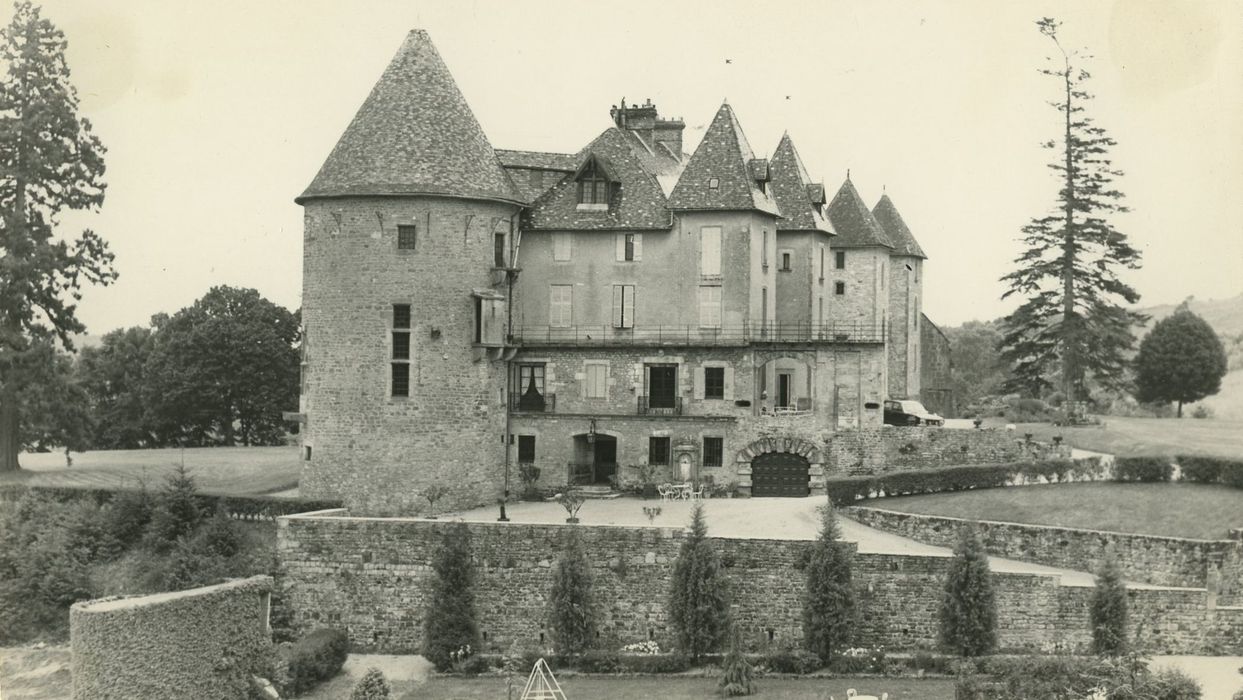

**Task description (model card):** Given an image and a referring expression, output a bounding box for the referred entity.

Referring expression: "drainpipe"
[499,213,518,522]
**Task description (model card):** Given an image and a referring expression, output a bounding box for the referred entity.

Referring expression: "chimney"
[653,116,685,158]
[610,97,664,150]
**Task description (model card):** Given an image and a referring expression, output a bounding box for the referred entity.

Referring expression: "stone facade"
[846,506,1243,597]
[887,256,921,399]
[825,426,1054,477]
[920,314,954,417]
[277,513,1243,655]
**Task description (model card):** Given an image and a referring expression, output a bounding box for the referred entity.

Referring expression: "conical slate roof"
[872,194,927,258]
[769,134,834,233]
[296,30,523,205]
[667,103,779,215]
[826,178,892,248]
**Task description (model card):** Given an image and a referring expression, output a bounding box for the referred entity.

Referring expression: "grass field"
[1,446,302,496]
[873,482,1243,540]
[994,415,1243,460]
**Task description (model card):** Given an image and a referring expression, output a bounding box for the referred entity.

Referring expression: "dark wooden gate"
[751,452,810,497]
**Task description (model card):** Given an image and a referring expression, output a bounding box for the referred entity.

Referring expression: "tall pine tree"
[1089,551,1129,656]
[939,528,997,657]
[0,1,114,471]
[547,525,596,655]
[423,523,480,671]
[667,502,730,660]
[803,502,856,663]
[999,17,1143,401]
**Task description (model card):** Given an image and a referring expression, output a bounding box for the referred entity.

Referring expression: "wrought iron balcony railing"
[510,321,886,347]
[511,392,555,413]
[638,396,683,416]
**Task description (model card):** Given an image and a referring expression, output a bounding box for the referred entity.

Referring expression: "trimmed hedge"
[1179,454,1243,488]
[0,484,341,521]
[825,459,1090,505]
[278,627,349,696]
[1113,456,1173,482]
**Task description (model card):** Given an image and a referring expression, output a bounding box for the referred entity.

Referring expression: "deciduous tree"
[999,17,1143,401]
[0,0,115,470]
[78,326,159,448]
[1134,306,1228,418]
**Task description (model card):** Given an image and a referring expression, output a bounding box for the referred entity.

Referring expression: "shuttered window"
[698,286,721,328]
[704,367,725,399]
[612,285,635,329]
[585,362,608,398]
[700,226,721,276]
[553,233,572,261]
[550,285,572,327]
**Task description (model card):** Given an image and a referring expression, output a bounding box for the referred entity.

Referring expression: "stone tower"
[295,30,524,515]
[873,193,927,400]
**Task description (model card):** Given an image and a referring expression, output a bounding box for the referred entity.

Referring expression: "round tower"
[295,30,523,515]
[873,193,927,401]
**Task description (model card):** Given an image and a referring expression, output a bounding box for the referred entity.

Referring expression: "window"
[553,232,572,261]
[779,251,792,272]
[649,436,670,465]
[515,364,546,411]
[494,232,506,267]
[762,230,769,267]
[550,285,572,327]
[585,362,608,399]
[835,281,845,296]
[577,159,611,205]
[612,285,635,328]
[517,435,536,463]
[698,285,722,328]
[818,296,824,325]
[819,245,825,279]
[703,437,724,467]
[708,177,720,190]
[835,250,846,269]
[616,232,642,261]
[473,292,505,345]
[700,226,721,276]
[304,445,312,461]
[704,367,724,399]
[391,304,411,397]
[397,224,417,251]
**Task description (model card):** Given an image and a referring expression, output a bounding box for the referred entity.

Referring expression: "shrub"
[1190,404,1213,419]
[575,649,621,673]
[350,667,390,700]
[618,653,692,673]
[1146,668,1202,700]
[667,503,730,660]
[423,524,480,671]
[1090,552,1128,656]
[761,646,820,674]
[803,503,856,663]
[719,627,756,696]
[278,627,349,696]
[548,527,595,656]
[939,528,996,657]
[1114,456,1173,482]
[143,464,204,552]
[105,485,153,548]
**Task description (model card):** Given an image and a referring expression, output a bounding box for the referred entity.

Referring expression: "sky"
[14,0,1243,335]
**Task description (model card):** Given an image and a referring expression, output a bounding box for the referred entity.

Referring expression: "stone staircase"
[577,485,622,499]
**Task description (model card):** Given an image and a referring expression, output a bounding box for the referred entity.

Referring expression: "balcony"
[511,392,555,413]
[510,321,886,347]
[638,396,683,416]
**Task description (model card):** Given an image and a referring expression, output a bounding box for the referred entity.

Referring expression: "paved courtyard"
[443,495,1178,589]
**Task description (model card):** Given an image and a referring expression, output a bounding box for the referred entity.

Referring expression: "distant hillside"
[1137,293,1243,338]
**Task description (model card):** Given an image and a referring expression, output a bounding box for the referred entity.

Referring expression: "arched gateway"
[734,437,825,497]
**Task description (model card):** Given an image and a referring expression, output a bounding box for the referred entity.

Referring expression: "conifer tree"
[939,528,997,657]
[1090,551,1129,656]
[718,623,755,697]
[0,1,116,471]
[423,523,480,671]
[1134,305,1228,417]
[803,502,856,663]
[999,17,1143,401]
[350,667,391,700]
[667,502,729,660]
[548,525,595,655]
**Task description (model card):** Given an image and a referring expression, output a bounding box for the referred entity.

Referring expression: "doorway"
[646,364,677,410]
[777,372,792,410]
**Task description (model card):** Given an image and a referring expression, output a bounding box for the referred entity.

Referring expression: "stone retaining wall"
[826,427,1067,477]
[70,576,273,700]
[846,506,1241,597]
[276,512,1240,656]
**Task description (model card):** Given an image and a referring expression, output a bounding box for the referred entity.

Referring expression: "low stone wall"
[70,576,273,700]
[826,427,1067,477]
[846,506,1241,595]
[276,512,1239,656]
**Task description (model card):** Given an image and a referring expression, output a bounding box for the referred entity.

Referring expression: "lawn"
[995,415,1243,460]
[872,482,1243,540]
[2,446,302,496]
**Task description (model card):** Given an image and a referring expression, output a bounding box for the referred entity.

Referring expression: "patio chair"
[688,484,706,500]
[656,483,674,501]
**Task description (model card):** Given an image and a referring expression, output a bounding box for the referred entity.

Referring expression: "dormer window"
[575,155,616,210]
[708,177,720,190]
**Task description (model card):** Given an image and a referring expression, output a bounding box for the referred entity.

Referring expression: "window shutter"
[633,233,642,261]
[693,367,705,400]
[616,234,625,261]
[623,286,634,328]
[612,286,623,328]
[724,366,735,401]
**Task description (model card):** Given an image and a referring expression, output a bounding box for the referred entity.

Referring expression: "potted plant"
[636,463,659,499]
[556,488,585,523]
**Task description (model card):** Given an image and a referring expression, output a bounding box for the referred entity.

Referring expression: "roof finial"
[846,168,851,181]
[883,183,886,193]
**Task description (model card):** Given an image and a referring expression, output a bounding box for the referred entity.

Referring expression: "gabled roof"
[872,194,927,259]
[666,103,779,215]
[769,134,834,234]
[826,178,893,248]
[296,30,523,205]
[495,149,577,172]
[524,127,673,231]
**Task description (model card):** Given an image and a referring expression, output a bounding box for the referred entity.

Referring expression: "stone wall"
[825,427,1060,477]
[920,314,954,417]
[70,576,273,700]
[276,512,1241,656]
[846,506,1241,595]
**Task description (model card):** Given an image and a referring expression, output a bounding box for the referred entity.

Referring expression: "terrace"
[510,321,886,347]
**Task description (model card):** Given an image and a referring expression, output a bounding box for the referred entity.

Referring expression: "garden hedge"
[1178,454,1243,489]
[1112,456,1173,482]
[824,459,1094,505]
[277,627,349,696]
[0,484,341,521]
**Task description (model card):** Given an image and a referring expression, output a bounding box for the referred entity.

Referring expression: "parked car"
[883,399,944,427]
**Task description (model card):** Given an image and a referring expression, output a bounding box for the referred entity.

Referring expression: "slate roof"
[495,149,577,172]
[872,194,927,259]
[296,30,523,205]
[826,178,893,248]
[524,127,674,231]
[666,103,780,215]
[768,134,834,234]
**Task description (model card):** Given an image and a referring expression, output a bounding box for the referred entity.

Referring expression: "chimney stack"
[611,98,682,156]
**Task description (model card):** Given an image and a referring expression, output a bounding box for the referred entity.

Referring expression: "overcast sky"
[19,0,1243,335]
